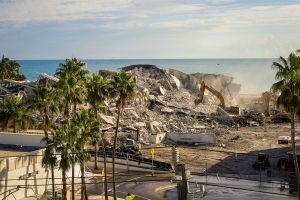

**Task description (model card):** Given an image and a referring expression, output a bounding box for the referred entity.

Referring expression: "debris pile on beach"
[100,65,262,146]
[1,65,281,147]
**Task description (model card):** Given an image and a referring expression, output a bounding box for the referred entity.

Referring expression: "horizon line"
[15,57,278,61]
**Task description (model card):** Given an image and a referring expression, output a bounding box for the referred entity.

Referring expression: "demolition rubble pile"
[100,65,270,145]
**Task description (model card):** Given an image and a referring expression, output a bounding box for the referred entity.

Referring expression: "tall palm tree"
[42,136,58,200]
[110,70,136,200]
[27,81,59,137]
[52,120,73,200]
[55,58,88,200]
[69,123,79,200]
[72,109,101,200]
[271,53,300,197]
[86,74,110,200]
[0,95,34,132]
[0,55,26,80]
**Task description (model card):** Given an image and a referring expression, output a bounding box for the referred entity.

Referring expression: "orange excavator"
[195,81,240,115]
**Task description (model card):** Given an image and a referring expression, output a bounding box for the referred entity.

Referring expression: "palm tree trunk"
[62,168,67,200]
[80,163,86,200]
[94,108,98,170]
[101,136,109,200]
[13,120,16,133]
[112,107,120,200]
[291,111,300,199]
[84,185,88,200]
[72,157,75,200]
[51,163,55,200]
[64,100,70,118]
[94,144,98,170]
[43,108,48,138]
[73,103,77,116]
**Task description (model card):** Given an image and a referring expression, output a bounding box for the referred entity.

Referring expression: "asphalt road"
[85,161,298,200]
[165,175,297,200]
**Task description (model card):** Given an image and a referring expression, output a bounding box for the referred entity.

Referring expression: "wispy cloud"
[147,4,300,31]
[1,0,300,59]
[1,0,300,32]
[0,0,131,23]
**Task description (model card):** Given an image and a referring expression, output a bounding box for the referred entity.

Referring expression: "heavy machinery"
[121,138,142,155]
[252,153,270,169]
[194,81,240,115]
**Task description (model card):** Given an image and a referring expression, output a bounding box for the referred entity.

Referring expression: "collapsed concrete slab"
[166,132,216,145]
[169,69,241,106]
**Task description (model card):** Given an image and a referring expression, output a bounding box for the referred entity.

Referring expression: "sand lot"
[141,123,294,176]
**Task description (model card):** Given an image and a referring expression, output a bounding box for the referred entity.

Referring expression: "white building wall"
[167,132,215,144]
[0,132,51,147]
[0,149,80,200]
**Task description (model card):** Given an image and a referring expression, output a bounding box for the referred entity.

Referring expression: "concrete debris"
[168,69,241,107]
[161,107,174,113]
[3,65,289,150]
[134,122,146,127]
[159,86,166,95]
[100,114,115,125]
[99,65,287,146]
[233,111,265,127]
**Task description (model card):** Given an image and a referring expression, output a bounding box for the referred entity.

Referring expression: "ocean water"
[18,59,277,94]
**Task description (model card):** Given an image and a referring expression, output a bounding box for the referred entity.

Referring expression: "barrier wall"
[0,149,80,200]
[167,132,215,144]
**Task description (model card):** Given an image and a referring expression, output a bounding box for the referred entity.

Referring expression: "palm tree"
[55,58,88,200]
[86,74,110,200]
[0,55,26,80]
[0,95,34,132]
[27,81,59,137]
[52,120,73,200]
[72,109,101,200]
[271,53,300,197]
[55,58,88,117]
[56,73,76,117]
[42,136,58,200]
[87,74,108,167]
[110,70,136,200]
[55,58,87,82]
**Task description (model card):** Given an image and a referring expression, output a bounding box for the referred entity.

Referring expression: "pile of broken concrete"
[100,65,267,146]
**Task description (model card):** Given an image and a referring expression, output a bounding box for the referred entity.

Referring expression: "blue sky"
[0,0,300,59]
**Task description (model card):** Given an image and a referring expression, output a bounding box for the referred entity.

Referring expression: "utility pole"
[177,164,188,200]
[136,128,140,141]
[172,146,182,200]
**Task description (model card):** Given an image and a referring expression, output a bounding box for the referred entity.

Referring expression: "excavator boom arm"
[196,81,225,108]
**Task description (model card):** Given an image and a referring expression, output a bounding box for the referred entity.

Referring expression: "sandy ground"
[141,123,294,177]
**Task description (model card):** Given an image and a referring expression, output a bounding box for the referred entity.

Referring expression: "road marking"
[107,177,141,193]
[155,184,176,193]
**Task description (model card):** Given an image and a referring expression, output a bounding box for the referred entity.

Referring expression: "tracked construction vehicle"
[194,81,240,115]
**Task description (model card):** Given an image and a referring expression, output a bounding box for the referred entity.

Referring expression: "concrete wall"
[0,132,51,147]
[167,132,215,144]
[0,149,80,200]
[149,133,166,144]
